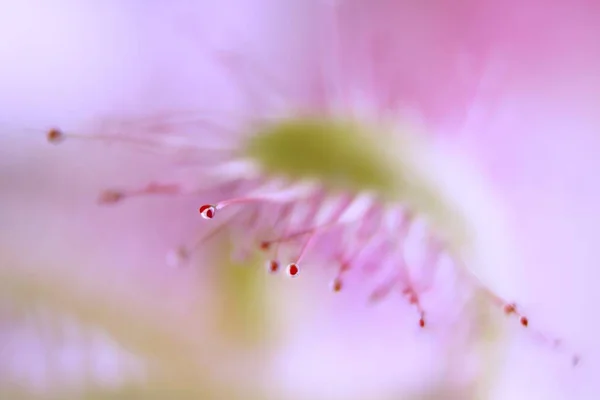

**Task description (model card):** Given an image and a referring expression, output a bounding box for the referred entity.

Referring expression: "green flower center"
[243,117,399,198]
[242,116,466,247]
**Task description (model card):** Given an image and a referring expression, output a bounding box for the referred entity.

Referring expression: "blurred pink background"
[1,1,599,399]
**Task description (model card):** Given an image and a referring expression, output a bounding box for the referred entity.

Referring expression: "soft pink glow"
[1,1,600,399]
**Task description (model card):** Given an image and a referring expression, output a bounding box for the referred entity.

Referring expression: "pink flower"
[2,1,599,399]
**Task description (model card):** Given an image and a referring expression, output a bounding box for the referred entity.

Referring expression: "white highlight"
[203,159,261,181]
[337,192,376,224]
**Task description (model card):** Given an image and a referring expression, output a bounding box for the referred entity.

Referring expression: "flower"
[2,0,599,399]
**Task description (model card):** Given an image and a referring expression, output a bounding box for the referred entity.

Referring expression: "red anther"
[419,318,426,328]
[332,278,343,292]
[287,263,299,277]
[260,241,271,251]
[46,128,64,144]
[504,303,516,315]
[267,260,279,273]
[403,288,418,305]
[340,262,351,273]
[479,284,581,367]
[408,293,418,305]
[98,190,124,204]
[199,204,216,220]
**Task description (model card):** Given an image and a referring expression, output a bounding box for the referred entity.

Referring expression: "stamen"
[291,195,356,268]
[42,113,239,162]
[99,183,183,205]
[293,233,316,266]
[191,209,241,251]
[45,104,580,368]
[412,237,443,294]
[369,270,429,330]
[368,277,397,304]
[218,185,315,209]
[169,209,243,268]
[274,194,327,268]
[269,209,295,262]
[356,203,385,240]
[197,184,316,225]
[231,206,263,262]
[45,128,154,147]
[329,205,388,293]
[255,200,347,273]
[402,286,427,328]
[472,280,581,367]
[261,223,335,247]
[257,204,294,254]
[366,210,415,302]
[330,249,359,293]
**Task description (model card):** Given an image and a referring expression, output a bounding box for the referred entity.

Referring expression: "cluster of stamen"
[191,194,432,333]
[45,113,582,367]
[192,192,581,365]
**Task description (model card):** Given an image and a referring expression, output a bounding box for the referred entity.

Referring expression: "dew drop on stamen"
[199,204,216,220]
[287,263,299,277]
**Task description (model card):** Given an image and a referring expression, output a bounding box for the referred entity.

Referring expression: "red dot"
[46,128,63,143]
[408,293,418,305]
[99,190,124,204]
[268,260,279,273]
[340,262,351,272]
[504,303,516,315]
[260,241,271,251]
[287,263,299,277]
[199,204,215,219]
[332,278,342,292]
[520,316,529,327]
[419,318,426,328]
